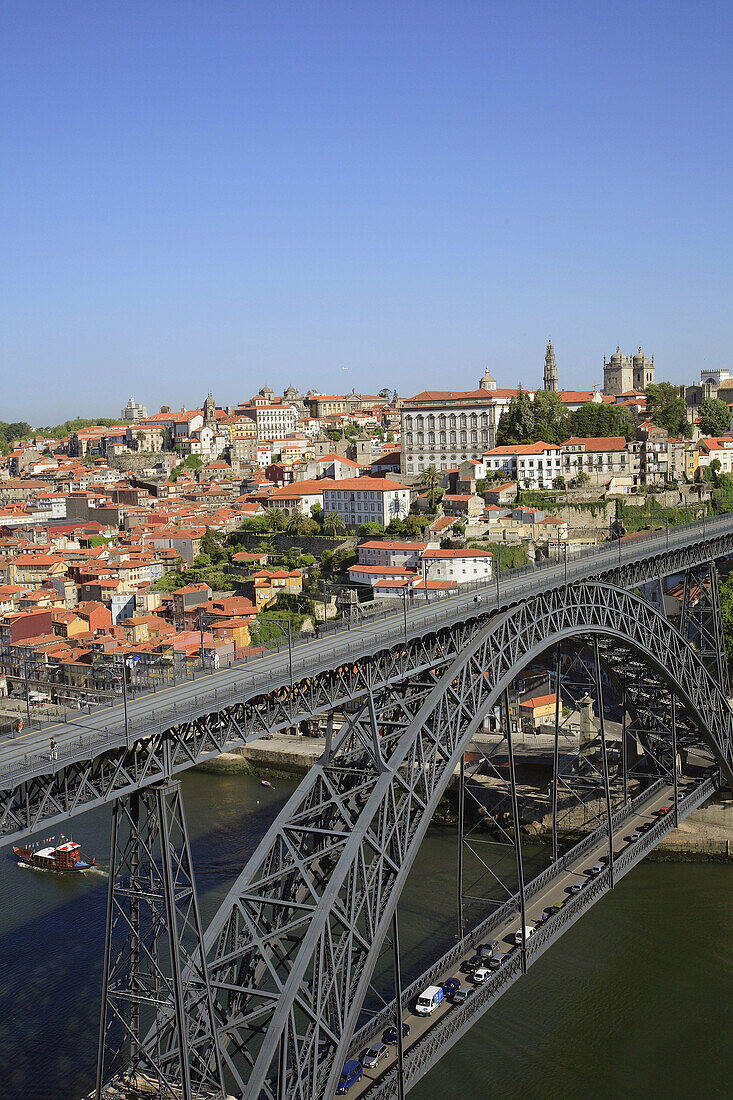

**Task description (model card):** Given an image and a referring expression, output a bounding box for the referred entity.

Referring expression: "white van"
[415,985,444,1015]
[513,925,534,946]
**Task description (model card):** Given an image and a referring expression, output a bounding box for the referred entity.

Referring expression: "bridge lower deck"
[348,773,715,1099]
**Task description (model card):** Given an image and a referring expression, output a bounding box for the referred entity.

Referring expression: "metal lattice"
[96,780,225,1100]
[163,581,733,1100]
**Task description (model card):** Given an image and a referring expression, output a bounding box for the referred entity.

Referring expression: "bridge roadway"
[0,514,731,837]
[346,770,716,1099]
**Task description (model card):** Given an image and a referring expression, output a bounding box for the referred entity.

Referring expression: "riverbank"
[197,735,733,861]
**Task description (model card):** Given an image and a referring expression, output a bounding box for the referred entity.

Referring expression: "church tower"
[203,392,217,429]
[543,340,558,393]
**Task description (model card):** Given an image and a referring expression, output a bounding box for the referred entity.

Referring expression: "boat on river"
[13,836,96,872]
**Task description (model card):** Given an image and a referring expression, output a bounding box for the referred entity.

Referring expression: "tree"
[564,401,635,441]
[552,476,566,490]
[418,465,441,510]
[286,511,308,535]
[357,521,385,537]
[699,397,731,437]
[385,517,407,535]
[496,386,536,444]
[322,511,346,537]
[645,382,690,437]
[378,388,391,400]
[200,528,225,561]
[269,508,288,531]
[531,390,565,444]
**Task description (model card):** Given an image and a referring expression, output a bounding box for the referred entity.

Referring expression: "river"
[0,771,730,1099]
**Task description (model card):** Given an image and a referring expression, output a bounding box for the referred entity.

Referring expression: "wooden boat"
[13,836,96,872]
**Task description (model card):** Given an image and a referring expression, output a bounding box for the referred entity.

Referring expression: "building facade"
[322,477,410,527]
[400,378,531,475]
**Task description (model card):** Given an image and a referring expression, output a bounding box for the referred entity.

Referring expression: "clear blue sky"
[1,1,731,422]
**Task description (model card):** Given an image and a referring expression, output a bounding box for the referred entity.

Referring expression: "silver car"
[362,1043,388,1069]
[488,952,509,970]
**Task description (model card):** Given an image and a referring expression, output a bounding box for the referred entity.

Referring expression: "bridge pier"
[96,780,225,1100]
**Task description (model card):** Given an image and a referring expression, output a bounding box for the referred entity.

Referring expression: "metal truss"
[0,623,483,848]
[680,560,731,694]
[162,581,733,1100]
[96,780,225,1100]
[3,521,733,851]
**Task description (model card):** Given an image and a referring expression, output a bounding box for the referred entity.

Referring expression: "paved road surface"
[346,777,695,1098]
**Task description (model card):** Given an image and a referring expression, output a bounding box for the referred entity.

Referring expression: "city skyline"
[2,2,731,420]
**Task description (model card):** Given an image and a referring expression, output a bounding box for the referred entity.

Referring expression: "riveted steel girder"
[179,581,733,1100]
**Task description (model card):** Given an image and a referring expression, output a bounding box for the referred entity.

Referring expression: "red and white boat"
[13,836,96,872]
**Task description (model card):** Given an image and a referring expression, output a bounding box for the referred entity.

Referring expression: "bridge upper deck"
[1,513,732,806]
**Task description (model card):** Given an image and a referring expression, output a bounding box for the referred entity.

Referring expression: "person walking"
[16,717,23,736]
[50,737,57,762]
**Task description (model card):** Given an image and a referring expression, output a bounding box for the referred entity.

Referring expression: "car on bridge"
[477,940,498,960]
[362,1043,388,1069]
[472,966,491,984]
[383,1022,410,1045]
[588,863,604,876]
[450,986,471,1005]
[568,882,585,894]
[442,977,460,997]
[512,925,535,944]
[465,953,484,971]
[336,1060,363,1094]
[415,985,444,1015]
[488,952,509,970]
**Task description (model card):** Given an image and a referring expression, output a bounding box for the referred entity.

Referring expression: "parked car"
[629,830,642,842]
[362,1044,388,1069]
[477,941,497,960]
[442,977,460,997]
[415,985,444,1016]
[466,954,484,971]
[488,952,509,970]
[657,806,670,816]
[451,986,470,1005]
[383,1023,410,1045]
[588,864,604,877]
[336,1061,363,1094]
[472,966,490,984]
[568,882,585,894]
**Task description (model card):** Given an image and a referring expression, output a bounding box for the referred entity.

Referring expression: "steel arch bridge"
[132,579,733,1100]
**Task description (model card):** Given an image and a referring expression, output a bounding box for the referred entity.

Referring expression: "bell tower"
[543,340,558,393]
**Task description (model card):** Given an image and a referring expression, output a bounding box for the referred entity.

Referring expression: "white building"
[698,437,733,474]
[357,540,436,568]
[254,403,298,441]
[422,547,493,584]
[400,373,533,475]
[483,442,563,489]
[267,479,330,515]
[322,477,411,528]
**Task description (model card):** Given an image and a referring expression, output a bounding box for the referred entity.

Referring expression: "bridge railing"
[348,777,674,1058]
[2,514,730,785]
[358,775,717,1097]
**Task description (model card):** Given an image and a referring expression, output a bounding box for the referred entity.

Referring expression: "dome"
[610,346,623,364]
[633,346,650,366]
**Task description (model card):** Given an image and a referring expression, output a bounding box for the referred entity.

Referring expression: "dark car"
[466,954,483,971]
[451,987,470,1005]
[477,941,498,960]
[383,1022,410,1045]
[442,977,460,997]
[336,1060,363,1094]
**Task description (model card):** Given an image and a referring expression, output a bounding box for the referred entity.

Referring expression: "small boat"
[13,836,96,873]
[260,779,272,788]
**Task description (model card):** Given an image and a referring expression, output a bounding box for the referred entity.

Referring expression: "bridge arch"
[195,581,733,1100]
